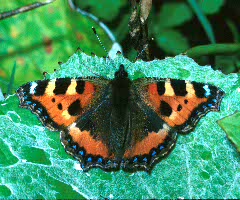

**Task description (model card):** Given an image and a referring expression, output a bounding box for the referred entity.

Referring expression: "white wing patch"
[203,85,211,97]
[29,82,38,94]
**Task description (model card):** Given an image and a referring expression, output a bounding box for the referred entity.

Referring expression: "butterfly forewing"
[132,78,224,133]
[17,77,109,131]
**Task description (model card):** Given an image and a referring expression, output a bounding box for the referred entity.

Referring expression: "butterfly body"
[17,60,224,172]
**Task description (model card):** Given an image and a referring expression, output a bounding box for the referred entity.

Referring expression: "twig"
[0,0,56,21]
[129,0,152,61]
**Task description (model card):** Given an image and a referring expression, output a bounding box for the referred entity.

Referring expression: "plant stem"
[187,0,216,44]
[185,43,240,58]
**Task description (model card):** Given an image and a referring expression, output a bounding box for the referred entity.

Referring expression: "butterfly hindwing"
[60,89,120,171]
[122,93,177,171]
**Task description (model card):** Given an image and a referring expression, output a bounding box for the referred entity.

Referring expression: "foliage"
[75,0,127,21]
[218,111,240,152]
[0,0,112,94]
[1,0,239,94]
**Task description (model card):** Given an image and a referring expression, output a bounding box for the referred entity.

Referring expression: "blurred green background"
[0,0,240,95]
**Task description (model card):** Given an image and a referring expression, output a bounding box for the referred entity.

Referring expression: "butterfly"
[16,53,224,172]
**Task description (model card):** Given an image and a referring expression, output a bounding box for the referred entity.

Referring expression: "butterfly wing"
[133,78,224,132]
[60,90,120,171]
[122,78,224,171]
[17,77,120,170]
[122,94,177,172]
[17,77,110,131]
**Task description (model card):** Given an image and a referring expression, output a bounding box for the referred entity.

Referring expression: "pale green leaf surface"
[0,52,239,199]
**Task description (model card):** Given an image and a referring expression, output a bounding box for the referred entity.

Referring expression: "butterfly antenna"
[92,27,118,71]
[135,44,149,61]
[134,38,153,62]
[92,27,108,55]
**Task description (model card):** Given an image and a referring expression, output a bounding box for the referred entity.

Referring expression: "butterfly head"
[115,64,128,79]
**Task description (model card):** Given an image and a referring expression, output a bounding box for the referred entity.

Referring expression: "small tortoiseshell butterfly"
[17,53,224,172]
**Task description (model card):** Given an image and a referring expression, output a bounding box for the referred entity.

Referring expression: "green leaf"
[157,2,193,28]
[0,0,112,94]
[198,0,225,15]
[0,52,239,199]
[155,29,190,54]
[75,0,127,21]
[218,111,240,152]
[113,13,130,42]
[0,186,11,199]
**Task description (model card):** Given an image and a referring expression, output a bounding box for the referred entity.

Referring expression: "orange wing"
[17,77,109,131]
[133,78,224,133]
